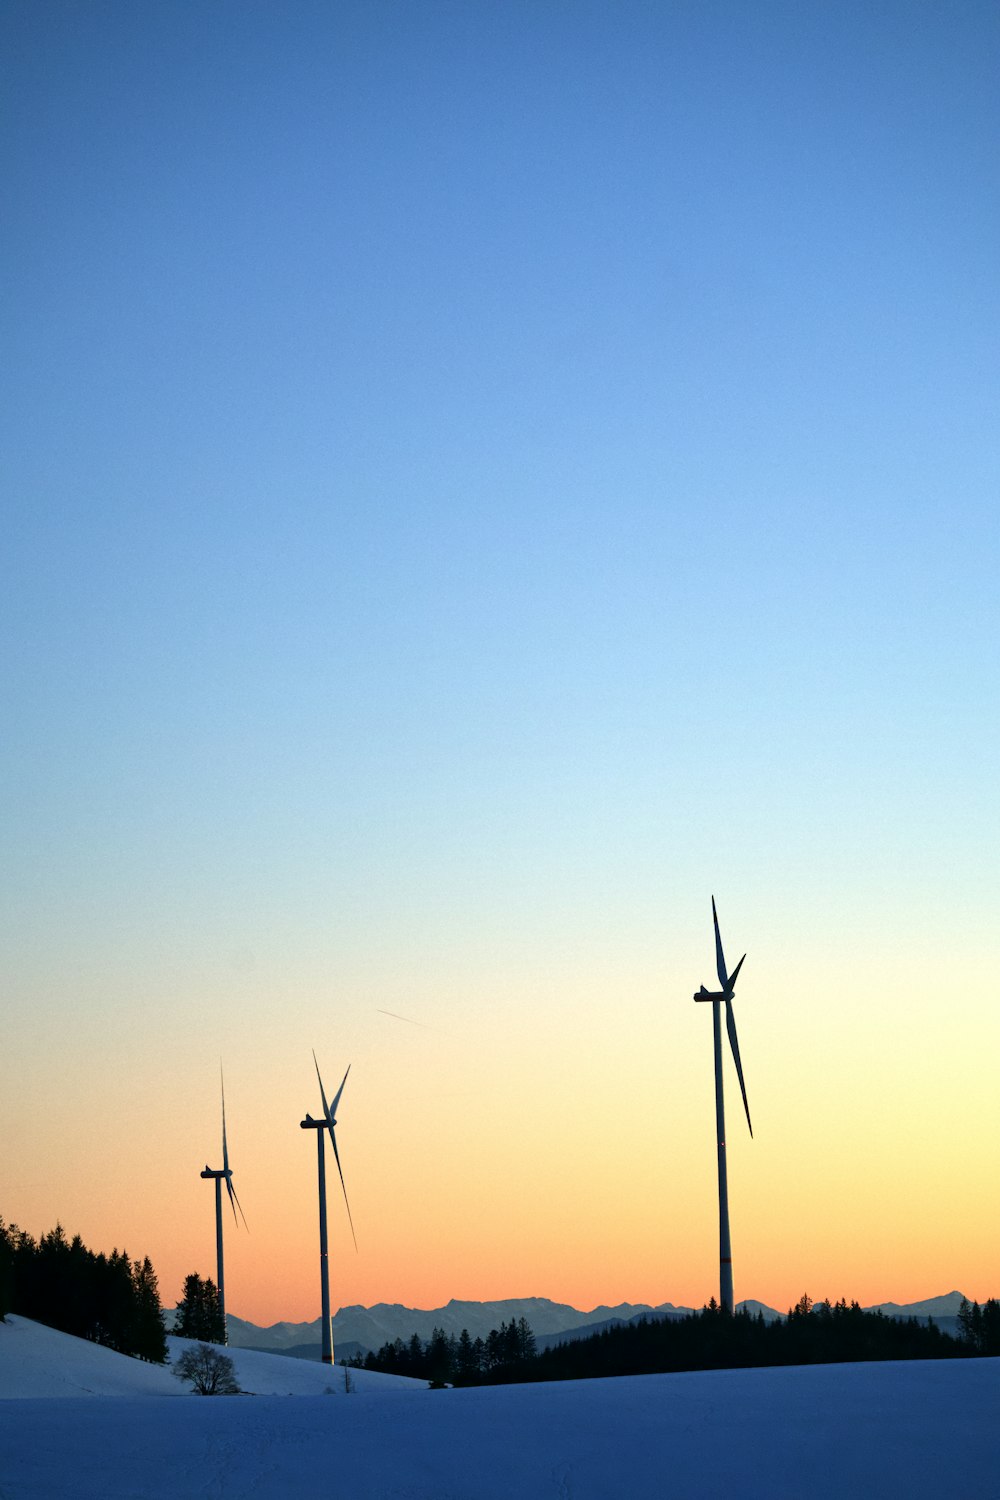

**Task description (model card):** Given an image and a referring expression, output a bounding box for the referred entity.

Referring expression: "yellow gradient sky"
[3,884,997,1323]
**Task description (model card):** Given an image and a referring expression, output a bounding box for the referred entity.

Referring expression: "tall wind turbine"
[199,1065,247,1344]
[300,1051,357,1365]
[693,897,753,1314]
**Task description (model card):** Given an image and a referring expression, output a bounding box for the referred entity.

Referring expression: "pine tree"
[96,1249,136,1352]
[427,1326,452,1385]
[0,1218,14,1320]
[455,1328,478,1385]
[131,1256,167,1363]
[516,1316,536,1361]
[174,1274,224,1342]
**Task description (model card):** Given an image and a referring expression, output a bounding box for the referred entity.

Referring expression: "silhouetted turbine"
[199,1065,247,1344]
[300,1051,356,1365]
[693,897,753,1314]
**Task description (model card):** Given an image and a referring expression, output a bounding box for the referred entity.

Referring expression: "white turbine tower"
[693,897,753,1314]
[199,1065,247,1344]
[300,1051,357,1364]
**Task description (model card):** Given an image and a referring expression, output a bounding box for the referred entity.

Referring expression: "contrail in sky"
[377,1009,433,1029]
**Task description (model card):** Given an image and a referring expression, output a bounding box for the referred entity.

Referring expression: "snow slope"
[166,1334,422,1395]
[0,1315,181,1399]
[0,1316,423,1399]
[1,1327,996,1500]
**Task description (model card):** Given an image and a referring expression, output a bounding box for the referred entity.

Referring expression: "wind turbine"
[300,1051,357,1365]
[693,897,753,1314]
[199,1065,247,1344]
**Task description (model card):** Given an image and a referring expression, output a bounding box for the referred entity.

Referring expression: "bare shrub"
[173,1343,241,1395]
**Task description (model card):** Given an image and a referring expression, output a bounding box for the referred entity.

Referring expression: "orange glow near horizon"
[3,926,998,1327]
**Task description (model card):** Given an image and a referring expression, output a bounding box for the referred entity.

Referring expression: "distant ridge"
[228,1297,642,1353]
[865,1291,966,1320]
[227,1291,968,1358]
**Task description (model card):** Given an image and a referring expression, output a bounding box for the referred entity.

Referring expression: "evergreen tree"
[427,1326,452,1385]
[174,1273,225,1342]
[455,1328,478,1385]
[131,1257,168,1362]
[0,1218,14,1320]
[516,1316,536,1361]
[95,1249,137,1352]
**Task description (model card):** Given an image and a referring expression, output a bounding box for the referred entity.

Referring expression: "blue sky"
[2,3,998,1313]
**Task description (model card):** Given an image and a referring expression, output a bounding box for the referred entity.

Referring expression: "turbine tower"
[693,896,753,1314]
[199,1065,247,1344]
[300,1051,357,1365]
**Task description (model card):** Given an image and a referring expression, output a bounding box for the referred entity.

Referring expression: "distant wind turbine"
[199,1065,247,1344]
[693,897,753,1314]
[300,1051,357,1365]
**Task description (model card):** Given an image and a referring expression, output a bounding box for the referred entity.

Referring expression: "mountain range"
[221,1290,969,1361]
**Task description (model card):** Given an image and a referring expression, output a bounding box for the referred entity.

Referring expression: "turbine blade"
[725,998,753,1137]
[712,896,729,989]
[226,1173,249,1231]
[221,1067,230,1174]
[329,1064,351,1121]
[224,1172,239,1225]
[313,1050,332,1124]
[329,1127,358,1251]
[728,953,746,989]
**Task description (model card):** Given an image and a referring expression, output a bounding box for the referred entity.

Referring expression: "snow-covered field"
[1,1315,997,1498]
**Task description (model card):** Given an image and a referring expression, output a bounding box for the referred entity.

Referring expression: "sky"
[2,1,997,1326]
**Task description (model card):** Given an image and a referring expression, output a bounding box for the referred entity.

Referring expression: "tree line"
[956,1297,1000,1355]
[0,1213,233,1366]
[527,1296,964,1383]
[0,1216,167,1363]
[355,1294,1000,1386]
[347,1316,537,1386]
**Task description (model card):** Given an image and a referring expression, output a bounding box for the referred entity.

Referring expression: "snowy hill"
[2,1347,997,1499]
[166,1334,422,1395]
[0,1316,424,1400]
[0,1315,181,1399]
